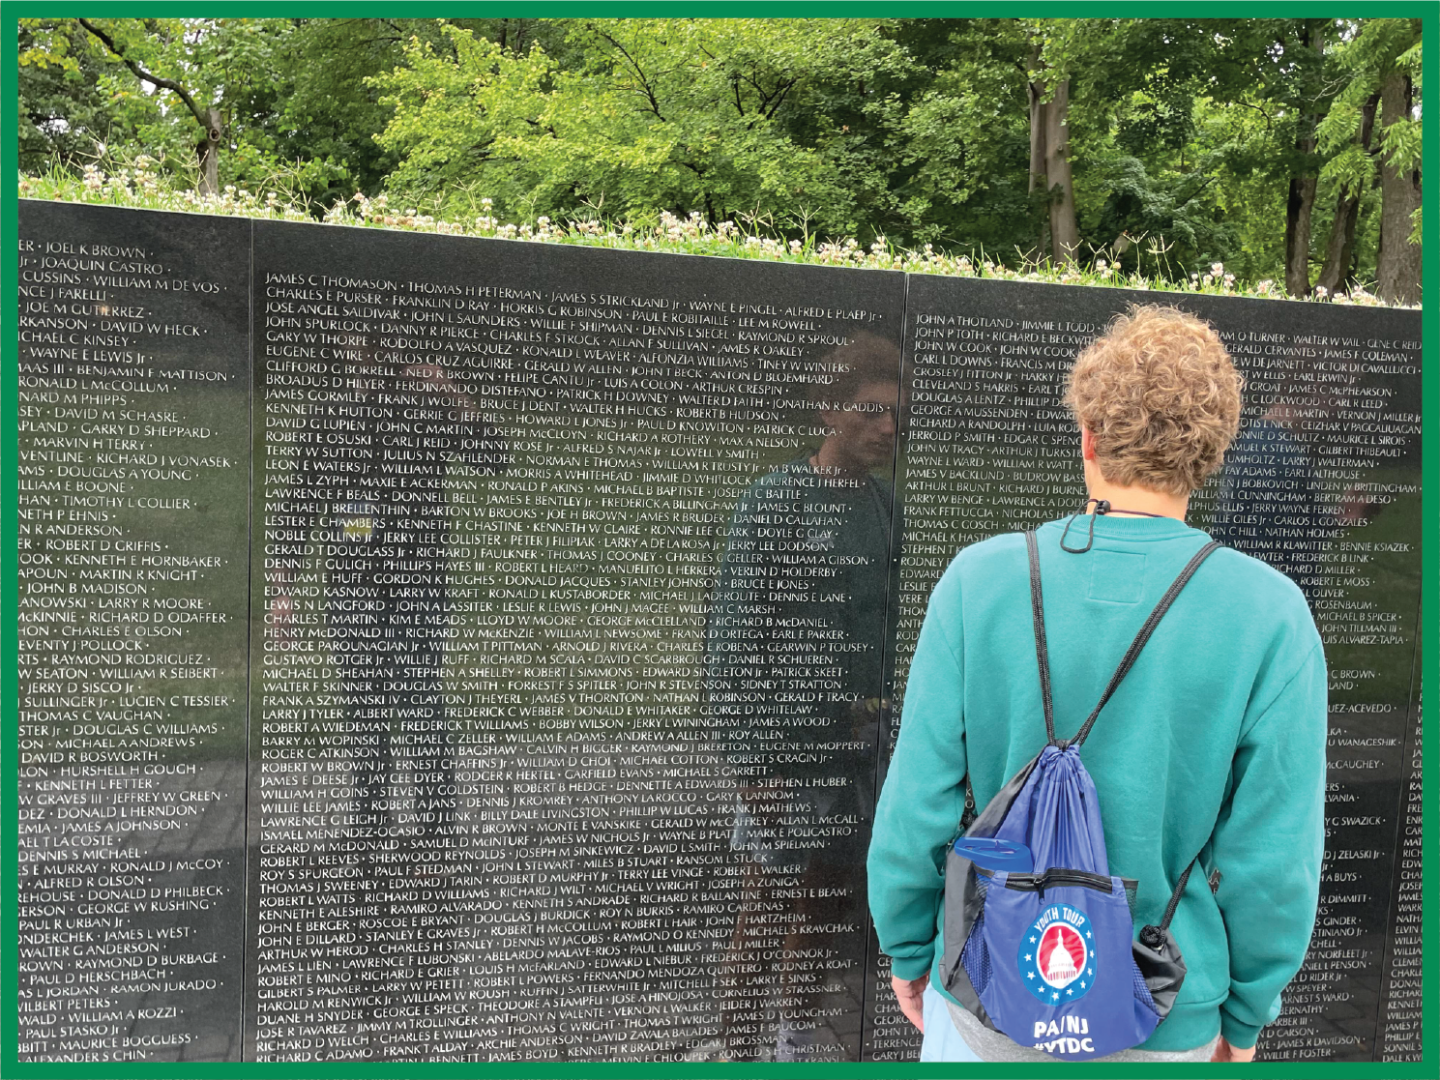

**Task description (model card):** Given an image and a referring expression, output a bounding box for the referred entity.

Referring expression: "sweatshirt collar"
[1041,513,1202,543]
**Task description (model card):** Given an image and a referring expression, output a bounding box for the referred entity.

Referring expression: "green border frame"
[3,3,1434,1077]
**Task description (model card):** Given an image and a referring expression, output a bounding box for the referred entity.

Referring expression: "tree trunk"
[1028,58,1078,267]
[1029,66,1047,263]
[1316,192,1360,297]
[197,107,222,197]
[1376,71,1421,305]
[1043,79,1080,265]
[1316,93,1378,297]
[1284,176,1317,298]
[1283,23,1323,298]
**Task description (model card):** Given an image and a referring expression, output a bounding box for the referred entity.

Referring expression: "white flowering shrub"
[20,165,1404,306]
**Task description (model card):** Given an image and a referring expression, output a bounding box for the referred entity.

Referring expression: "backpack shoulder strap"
[1025,530,1058,746]
[1071,539,1222,747]
[1139,854,1202,949]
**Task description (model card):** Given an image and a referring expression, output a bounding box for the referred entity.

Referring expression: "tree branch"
[343,35,404,49]
[521,118,559,138]
[77,18,210,131]
[1175,174,1217,209]
[1231,98,1274,131]
[596,29,664,120]
[762,78,797,120]
[330,18,402,47]
[734,70,797,126]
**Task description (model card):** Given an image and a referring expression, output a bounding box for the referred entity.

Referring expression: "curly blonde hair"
[1065,305,1243,495]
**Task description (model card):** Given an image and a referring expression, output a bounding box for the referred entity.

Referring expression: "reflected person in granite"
[267,351,506,850]
[706,335,903,1061]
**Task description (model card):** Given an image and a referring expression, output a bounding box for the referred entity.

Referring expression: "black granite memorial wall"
[245,220,905,1063]
[865,276,1423,1064]
[17,202,250,1060]
[13,201,1424,1064]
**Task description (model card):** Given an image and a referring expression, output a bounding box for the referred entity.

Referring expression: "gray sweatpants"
[922,985,1219,1063]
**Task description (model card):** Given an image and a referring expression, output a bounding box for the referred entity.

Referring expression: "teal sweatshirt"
[867,515,1327,1053]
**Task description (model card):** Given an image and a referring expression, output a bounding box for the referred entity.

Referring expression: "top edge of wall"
[19,198,1424,311]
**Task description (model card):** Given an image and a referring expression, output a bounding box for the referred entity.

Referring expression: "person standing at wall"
[868,306,1327,1063]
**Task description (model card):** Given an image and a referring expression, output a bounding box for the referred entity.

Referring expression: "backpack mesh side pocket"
[1119,877,1160,1016]
[959,875,992,995]
[1131,959,1160,1015]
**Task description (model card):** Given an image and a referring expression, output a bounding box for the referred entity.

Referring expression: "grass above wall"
[20,159,1407,307]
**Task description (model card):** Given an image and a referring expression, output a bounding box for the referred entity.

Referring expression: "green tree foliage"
[18,20,118,172]
[879,20,1033,251]
[371,19,916,231]
[17,16,1421,296]
[17,17,511,201]
[1314,18,1422,302]
[1320,21,1422,206]
[232,19,574,206]
[20,17,321,194]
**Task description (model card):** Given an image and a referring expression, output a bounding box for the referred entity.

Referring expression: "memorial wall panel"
[873,275,1422,1064]
[245,221,906,1062]
[9,202,1426,1064]
[17,202,251,1061]
[1376,694,1423,1062]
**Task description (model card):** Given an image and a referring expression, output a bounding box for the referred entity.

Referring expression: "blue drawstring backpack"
[939,530,1219,1060]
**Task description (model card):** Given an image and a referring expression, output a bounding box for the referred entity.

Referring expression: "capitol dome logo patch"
[1019,904,1096,1004]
